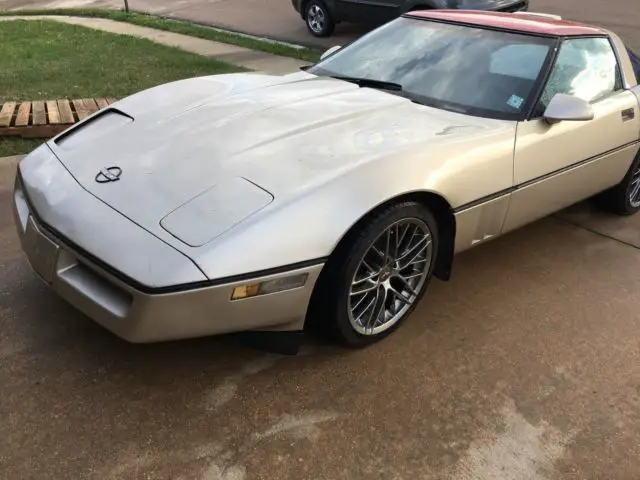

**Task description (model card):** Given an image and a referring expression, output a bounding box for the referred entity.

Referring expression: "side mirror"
[543,93,594,124]
[320,45,341,61]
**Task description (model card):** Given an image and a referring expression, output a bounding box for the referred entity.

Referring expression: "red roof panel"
[407,10,606,37]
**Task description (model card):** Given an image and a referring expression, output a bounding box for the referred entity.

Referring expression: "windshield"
[308,17,556,120]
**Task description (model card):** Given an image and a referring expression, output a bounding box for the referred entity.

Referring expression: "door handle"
[622,108,636,122]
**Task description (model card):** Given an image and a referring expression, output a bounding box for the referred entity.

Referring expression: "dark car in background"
[293,0,529,36]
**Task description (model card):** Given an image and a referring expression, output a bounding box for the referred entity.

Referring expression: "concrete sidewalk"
[0,15,311,75]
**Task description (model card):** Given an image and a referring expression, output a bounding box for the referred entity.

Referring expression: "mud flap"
[238,330,304,355]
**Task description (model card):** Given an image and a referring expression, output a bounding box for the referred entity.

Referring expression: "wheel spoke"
[630,178,640,204]
[370,243,385,261]
[392,224,399,260]
[353,269,379,285]
[351,290,373,312]
[389,286,412,306]
[383,228,391,265]
[398,236,431,269]
[402,271,424,280]
[405,244,430,269]
[397,223,410,252]
[397,234,428,262]
[402,257,428,271]
[362,259,377,274]
[355,294,378,325]
[351,279,378,296]
[365,286,385,332]
[395,275,419,296]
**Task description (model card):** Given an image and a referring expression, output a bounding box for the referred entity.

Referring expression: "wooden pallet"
[0,98,118,138]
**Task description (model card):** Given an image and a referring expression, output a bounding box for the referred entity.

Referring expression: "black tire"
[308,202,439,348]
[595,151,640,215]
[304,0,335,37]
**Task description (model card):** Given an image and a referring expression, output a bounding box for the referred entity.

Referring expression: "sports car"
[13,11,640,350]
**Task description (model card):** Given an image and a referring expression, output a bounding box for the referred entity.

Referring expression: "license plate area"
[23,216,59,283]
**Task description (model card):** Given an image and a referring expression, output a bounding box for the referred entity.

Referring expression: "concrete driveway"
[2,1,640,478]
[3,0,640,51]
[2,151,640,480]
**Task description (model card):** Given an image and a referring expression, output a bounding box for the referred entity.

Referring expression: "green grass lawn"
[0,8,322,63]
[0,19,243,157]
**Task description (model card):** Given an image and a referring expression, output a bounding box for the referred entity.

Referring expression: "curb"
[144,11,313,51]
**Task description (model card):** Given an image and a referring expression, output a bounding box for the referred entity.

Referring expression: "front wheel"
[312,202,439,348]
[595,151,640,215]
[304,0,335,37]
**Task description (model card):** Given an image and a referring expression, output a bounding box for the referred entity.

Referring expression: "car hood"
[47,71,510,252]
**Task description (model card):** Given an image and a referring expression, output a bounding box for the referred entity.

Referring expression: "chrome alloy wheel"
[629,165,640,208]
[348,219,433,336]
[307,4,325,34]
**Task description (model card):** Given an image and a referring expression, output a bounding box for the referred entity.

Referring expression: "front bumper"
[13,170,324,344]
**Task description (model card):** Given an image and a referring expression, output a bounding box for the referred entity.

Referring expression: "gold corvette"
[14,10,640,351]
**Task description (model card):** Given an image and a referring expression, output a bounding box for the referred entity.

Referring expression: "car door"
[336,0,401,25]
[503,36,640,233]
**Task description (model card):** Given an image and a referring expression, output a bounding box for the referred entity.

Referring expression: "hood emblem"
[95,166,122,184]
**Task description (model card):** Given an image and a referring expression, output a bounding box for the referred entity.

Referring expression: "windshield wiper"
[329,75,403,92]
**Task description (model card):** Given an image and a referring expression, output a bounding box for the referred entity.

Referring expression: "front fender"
[190,118,516,282]
[190,155,450,281]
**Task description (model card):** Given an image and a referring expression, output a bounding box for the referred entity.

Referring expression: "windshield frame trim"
[522,35,562,120]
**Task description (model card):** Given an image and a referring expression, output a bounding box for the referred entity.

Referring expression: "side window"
[535,37,623,116]
[490,44,550,80]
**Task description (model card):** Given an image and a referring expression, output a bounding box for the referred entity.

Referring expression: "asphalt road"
[3,0,639,51]
[1,1,640,479]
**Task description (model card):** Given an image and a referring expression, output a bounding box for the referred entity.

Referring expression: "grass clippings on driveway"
[0,8,322,63]
[0,19,242,157]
